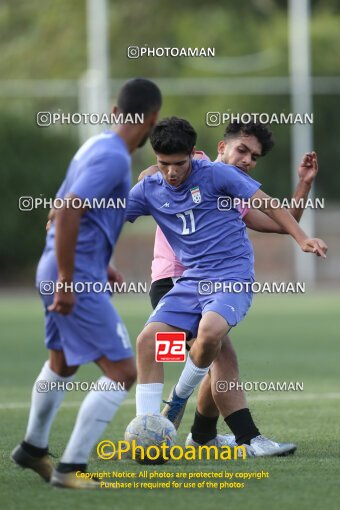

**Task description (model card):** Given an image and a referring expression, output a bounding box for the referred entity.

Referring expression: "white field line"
[1,392,340,410]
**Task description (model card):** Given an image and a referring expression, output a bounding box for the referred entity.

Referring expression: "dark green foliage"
[0,111,77,280]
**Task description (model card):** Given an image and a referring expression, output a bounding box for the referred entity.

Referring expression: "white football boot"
[243,435,297,457]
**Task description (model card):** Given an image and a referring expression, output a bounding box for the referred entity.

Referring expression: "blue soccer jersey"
[36,131,133,366]
[126,158,261,281]
[43,130,131,279]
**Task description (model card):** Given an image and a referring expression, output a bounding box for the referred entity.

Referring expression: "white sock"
[175,355,210,399]
[136,383,164,416]
[61,376,128,464]
[24,360,75,448]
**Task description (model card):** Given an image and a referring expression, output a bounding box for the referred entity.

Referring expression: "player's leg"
[176,311,228,391]
[189,334,297,457]
[197,373,221,416]
[11,321,78,482]
[162,312,230,427]
[154,279,253,438]
[138,277,202,420]
[209,336,260,441]
[185,372,220,444]
[23,349,79,449]
[55,356,136,476]
[207,335,247,415]
[190,334,259,447]
[162,282,252,427]
[191,334,247,443]
[182,336,221,430]
[50,293,136,488]
[136,321,184,416]
[48,349,79,377]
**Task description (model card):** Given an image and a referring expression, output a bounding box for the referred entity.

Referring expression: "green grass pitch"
[1,292,339,510]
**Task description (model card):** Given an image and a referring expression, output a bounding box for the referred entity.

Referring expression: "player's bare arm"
[250,188,327,257]
[243,151,319,234]
[47,193,86,315]
[289,151,318,221]
[47,210,124,286]
[243,208,287,233]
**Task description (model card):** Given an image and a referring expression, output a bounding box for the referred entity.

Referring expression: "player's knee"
[49,359,78,377]
[136,329,154,355]
[59,367,78,377]
[197,325,222,352]
[120,366,137,389]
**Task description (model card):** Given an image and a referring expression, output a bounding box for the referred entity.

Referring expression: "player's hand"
[138,165,159,182]
[107,265,124,286]
[193,151,207,160]
[299,238,327,258]
[46,208,56,231]
[298,151,318,185]
[48,282,76,315]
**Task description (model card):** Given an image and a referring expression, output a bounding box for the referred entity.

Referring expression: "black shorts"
[149,277,175,309]
[149,277,192,345]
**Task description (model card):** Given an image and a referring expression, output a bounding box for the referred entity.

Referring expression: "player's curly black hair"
[224,121,274,156]
[150,116,197,155]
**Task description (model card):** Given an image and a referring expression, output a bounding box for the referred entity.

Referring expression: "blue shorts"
[36,251,133,366]
[40,291,133,366]
[146,278,253,337]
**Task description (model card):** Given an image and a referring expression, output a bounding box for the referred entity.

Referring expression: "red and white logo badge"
[155,332,186,362]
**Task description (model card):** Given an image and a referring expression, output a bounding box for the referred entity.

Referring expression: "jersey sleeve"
[126,179,150,223]
[55,180,67,199]
[69,152,128,201]
[212,163,261,200]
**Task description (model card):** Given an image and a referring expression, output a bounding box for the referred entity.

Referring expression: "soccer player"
[11,78,162,489]
[126,117,327,457]
[139,121,319,455]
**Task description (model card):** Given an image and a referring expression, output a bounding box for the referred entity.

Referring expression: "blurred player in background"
[11,78,162,489]
[128,117,326,457]
[139,121,319,456]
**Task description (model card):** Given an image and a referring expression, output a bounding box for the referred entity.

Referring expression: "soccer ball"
[125,414,176,465]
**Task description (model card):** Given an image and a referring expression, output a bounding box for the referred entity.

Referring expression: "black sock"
[224,408,260,445]
[21,441,48,458]
[191,410,219,444]
[57,462,87,473]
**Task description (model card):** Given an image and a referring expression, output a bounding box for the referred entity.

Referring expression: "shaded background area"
[1,0,339,285]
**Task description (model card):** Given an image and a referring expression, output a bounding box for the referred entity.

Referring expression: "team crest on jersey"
[190,186,201,204]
